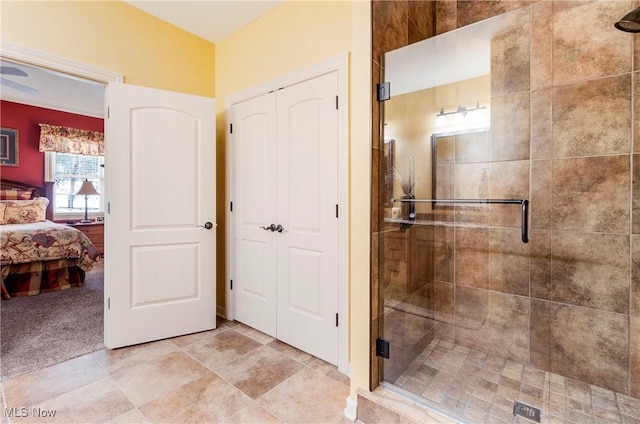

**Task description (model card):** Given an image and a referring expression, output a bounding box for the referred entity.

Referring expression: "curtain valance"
[38,124,104,156]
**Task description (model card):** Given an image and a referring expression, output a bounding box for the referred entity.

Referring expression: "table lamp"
[75,179,100,223]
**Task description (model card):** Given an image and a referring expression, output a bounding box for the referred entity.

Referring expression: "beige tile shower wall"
[370,0,438,391]
[530,0,635,397]
[372,0,640,398]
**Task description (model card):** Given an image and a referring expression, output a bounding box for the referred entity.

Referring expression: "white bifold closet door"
[232,91,278,337]
[232,72,339,365]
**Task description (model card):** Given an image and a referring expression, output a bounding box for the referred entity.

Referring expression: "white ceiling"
[124,1,285,43]
[0,1,284,118]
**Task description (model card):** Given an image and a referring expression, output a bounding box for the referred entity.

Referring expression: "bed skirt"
[1,259,86,300]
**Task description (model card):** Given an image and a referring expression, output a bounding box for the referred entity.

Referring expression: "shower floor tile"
[391,339,640,424]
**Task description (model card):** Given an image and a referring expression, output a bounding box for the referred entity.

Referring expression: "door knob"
[275,224,286,233]
[260,224,277,232]
[198,222,213,229]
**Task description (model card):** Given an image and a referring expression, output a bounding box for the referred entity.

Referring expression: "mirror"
[431,127,490,206]
[382,8,530,222]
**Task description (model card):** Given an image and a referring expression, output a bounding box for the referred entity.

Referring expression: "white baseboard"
[344,395,358,422]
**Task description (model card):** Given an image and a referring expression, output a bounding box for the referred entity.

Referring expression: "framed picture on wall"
[0,127,19,167]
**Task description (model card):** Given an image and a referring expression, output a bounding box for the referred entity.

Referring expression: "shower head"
[615,7,640,33]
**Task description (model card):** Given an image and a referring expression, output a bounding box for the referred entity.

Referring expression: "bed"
[0,179,101,300]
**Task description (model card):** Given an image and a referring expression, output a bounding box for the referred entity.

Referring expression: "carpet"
[0,261,104,381]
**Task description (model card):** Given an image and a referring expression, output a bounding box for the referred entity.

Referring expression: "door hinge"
[107,202,111,214]
[335,204,339,218]
[230,280,233,290]
[377,82,390,102]
[230,123,233,134]
[107,106,110,118]
[230,201,233,212]
[376,338,390,359]
[336,95,339,110]
[336,313,339,327]
[107,297,111,310]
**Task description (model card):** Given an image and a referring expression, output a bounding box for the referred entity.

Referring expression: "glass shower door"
[378,9,516,399]
[376,3,640,422]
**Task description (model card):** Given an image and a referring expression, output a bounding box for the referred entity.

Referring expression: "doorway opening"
[0,42,120,380]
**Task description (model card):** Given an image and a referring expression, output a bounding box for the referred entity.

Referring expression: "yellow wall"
[215,0,371,401]
[215,1,351,97]
[349,0,372,402]
[1,1,215,97]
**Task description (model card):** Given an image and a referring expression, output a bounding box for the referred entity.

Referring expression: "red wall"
[0,101,104,187]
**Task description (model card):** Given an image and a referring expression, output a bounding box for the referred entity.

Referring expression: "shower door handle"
[521,200,529,243]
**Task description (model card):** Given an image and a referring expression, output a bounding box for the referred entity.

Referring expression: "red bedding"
[1,259,85,300]
[0,221,100,299]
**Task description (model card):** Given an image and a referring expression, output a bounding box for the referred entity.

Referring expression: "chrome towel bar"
[391,198,529,243]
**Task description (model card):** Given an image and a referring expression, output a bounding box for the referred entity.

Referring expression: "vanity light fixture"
[436,102,486,118]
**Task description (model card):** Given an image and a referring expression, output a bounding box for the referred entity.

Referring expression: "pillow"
[2,198,49,224]
[0,187,35,200]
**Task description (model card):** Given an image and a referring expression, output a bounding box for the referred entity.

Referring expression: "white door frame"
[0,41,122,344]
[1,42,123,86]
[225,53,350,375]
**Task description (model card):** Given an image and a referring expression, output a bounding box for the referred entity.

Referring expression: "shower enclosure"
[374,2,640,423]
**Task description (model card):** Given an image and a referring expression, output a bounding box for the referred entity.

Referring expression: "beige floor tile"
[233,323,276,344]
[257,367,349,424]
[223,404,283,424]
[267,340,317,366]
[110,351,209,407]
[13,378,133,423]
[92,340,178,375]
[3,355,106,408]
[182,329,262,371]
[169,326,230,348]
[215,346,304,399]
[139,373,252,423]
[308,358,351,387]
[105,408,148,423]
[3,319,351,424]
[220,319,240,328]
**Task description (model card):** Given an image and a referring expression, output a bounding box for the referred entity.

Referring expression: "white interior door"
[105,82,216,348]
[231,92,278,337]
[276,72,339,364]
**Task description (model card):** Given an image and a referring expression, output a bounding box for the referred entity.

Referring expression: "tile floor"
[0,319,350,424]
[391,339,640,424]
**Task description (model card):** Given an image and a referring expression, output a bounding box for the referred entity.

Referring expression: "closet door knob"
[198,222,214,229]
[260,224,277,232]
[275,224,286,233]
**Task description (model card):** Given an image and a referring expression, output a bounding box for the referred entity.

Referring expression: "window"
[45,152,104,219]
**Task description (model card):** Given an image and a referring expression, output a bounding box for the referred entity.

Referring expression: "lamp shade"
[75,180,100,196]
